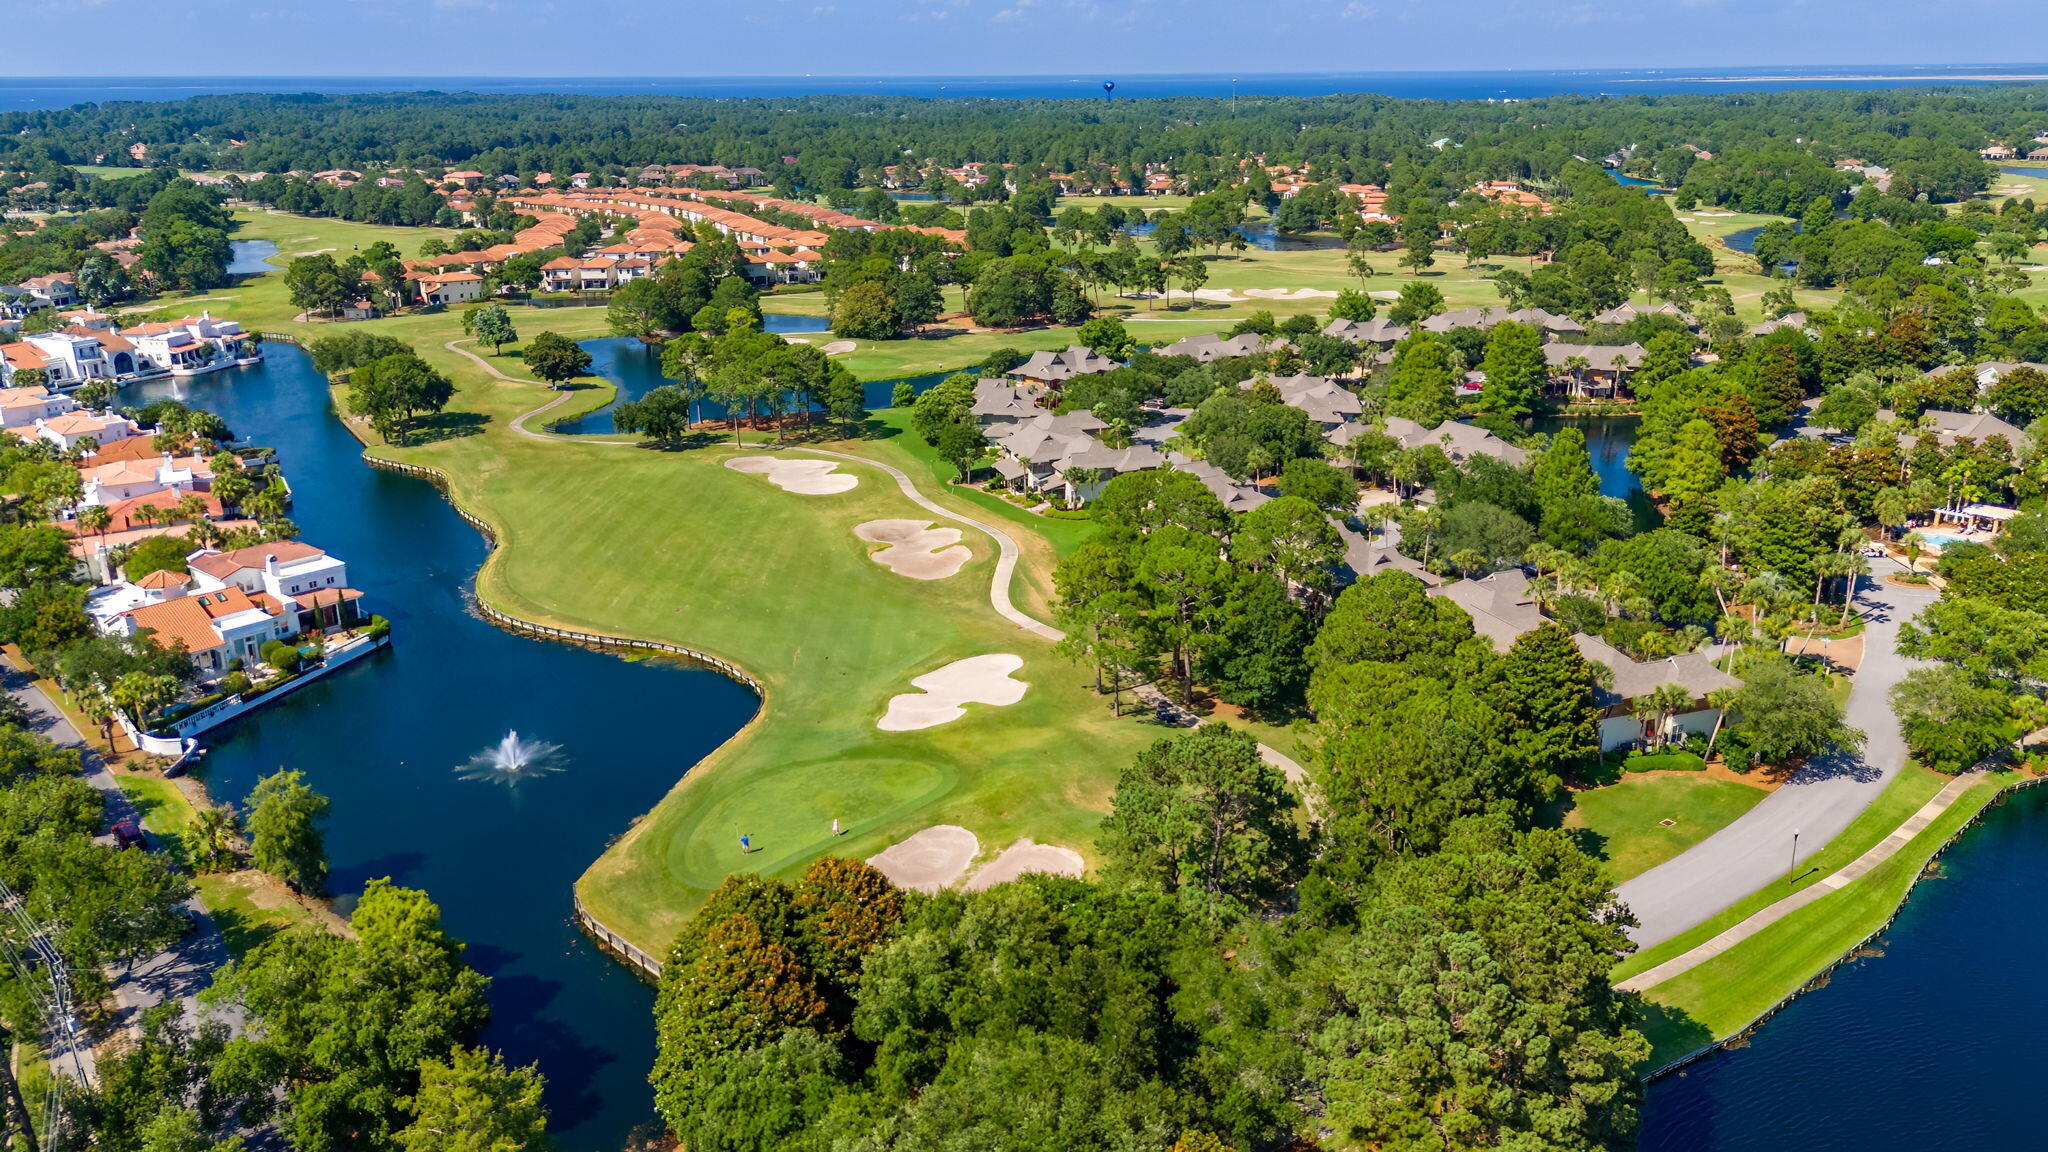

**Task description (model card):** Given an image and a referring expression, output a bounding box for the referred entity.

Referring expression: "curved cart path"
[1616,561,1939,947]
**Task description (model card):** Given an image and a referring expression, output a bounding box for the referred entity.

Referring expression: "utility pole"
[1788,828,1801,885]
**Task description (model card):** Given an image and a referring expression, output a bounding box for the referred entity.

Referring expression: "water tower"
[1103,81,1115,103]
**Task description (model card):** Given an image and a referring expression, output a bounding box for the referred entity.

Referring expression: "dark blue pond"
[552,335,949,435]
[124,345,759,1150]
[1643,785,2048,1150]
[1528,413,1658,530]
[1609,171,1671,194]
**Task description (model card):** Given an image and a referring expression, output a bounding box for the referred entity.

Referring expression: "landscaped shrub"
[1623,749,1708,773]
[1719,739,1753,774]
[364,615,391,640]
[259,640,303,674]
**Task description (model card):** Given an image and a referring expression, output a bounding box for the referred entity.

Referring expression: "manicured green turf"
[194,871,327,959]
[1634,772,2012,1068]
[1561,775,1766,882]
[1614,763,1953,983]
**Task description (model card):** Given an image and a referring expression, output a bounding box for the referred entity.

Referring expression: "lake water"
[1642,785,2048,1150]
[123,345,760,1149]
[226,239,278,276]
[1609,171,1671,194]
[1120,220,1338,252]
[1528,413,1659,530]
[12,69,2048,111]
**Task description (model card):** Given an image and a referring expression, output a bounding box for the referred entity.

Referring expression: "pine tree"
[1495,622,1601,780]
[1662,418,1726,502]
[1476,320,1544,417]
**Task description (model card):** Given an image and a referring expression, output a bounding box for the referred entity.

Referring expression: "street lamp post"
[1788,828,1801,884]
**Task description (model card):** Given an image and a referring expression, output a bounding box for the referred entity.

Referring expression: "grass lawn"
[193,871,327,959]
[1560,774,1766,883]
[1633,770,2013,1067]
[114,772,201,868]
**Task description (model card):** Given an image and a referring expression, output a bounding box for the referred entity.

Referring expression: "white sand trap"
[1369,289,1401,299]
[821,340,857,354]
[878,653,1027,731]
[1243,287,1339,300]
[724,455,858,494]
[855,519,970,580]
[869,825,980,893]
[961,838,1085,891]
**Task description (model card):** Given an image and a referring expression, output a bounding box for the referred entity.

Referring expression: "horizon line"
[10,63,2048,83]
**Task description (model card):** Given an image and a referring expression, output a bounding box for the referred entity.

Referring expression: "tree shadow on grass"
[621,431,725,452]
[1631,998,1716,1073]
[401,411,489,446]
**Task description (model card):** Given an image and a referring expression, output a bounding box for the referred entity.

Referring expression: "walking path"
[1617,769,1984,992]
[1615,560,1939,947]
[0,662,232,1086]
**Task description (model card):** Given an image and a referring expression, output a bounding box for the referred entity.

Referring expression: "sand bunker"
[877,653,1027,731]
[820,340,857,354]
[869,825,980,893]
[724,455,858,494]
[961,838,1086,891]
[1242,287,1339,300]
[855,519,970,580]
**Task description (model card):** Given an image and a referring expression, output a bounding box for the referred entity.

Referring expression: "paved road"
[1615,560,1940,947]
[1,662,233,1084]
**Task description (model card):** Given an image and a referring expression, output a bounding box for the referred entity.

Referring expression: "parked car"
[109,820,147,850]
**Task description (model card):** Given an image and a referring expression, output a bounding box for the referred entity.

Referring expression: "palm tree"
[193,807,241,873]
[74,688,115,746]
[1900,530,1928,572]
[77,505,112,541]
[1632,683,1696,747]
[1834,550,1870,629]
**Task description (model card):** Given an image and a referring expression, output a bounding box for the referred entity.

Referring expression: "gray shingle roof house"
[1748,311,1811,337]
[1366,416,1531,467]
[1590,301,1693,327]
[1505,307,1587,336]
[1429,569,1545,649]
[1541,342,1647,372]
[1245,374,1365,429]
[985,409,1162,504]
[1169,459,1271,513]
[1420,305,1586,337]
[1007,346,1120,388]
[1427,568,1742,749]
[1903,409,2029,449]
[1155,331,1289,363]
[971,378,1042,427]
[1937,361,2048,391]
[1322,317,1410,346]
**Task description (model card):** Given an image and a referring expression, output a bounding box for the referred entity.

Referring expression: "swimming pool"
[1919,532,1971,548]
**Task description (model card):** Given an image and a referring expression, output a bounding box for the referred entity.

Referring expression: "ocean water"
[8,67,2048,112]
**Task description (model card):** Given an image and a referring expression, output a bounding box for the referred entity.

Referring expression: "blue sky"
[16,0,2048,77]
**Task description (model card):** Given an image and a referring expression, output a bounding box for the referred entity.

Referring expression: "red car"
[109,821,147,850]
